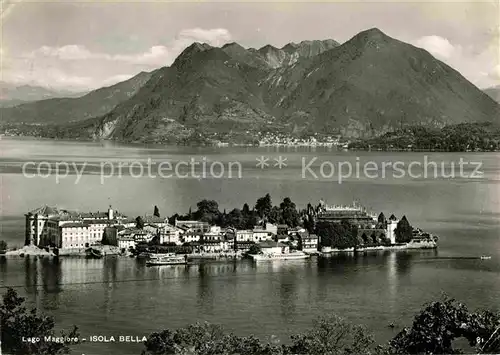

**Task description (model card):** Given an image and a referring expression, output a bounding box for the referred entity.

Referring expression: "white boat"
[146,253,188,266]
[480,256,492,260]
[250,251,310,261]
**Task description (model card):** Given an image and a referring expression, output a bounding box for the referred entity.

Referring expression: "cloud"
[33,45,97,60]
[488,65,500,81]
[27,28,232,67]
[412,35,459,59]
[113,46,170,66]
[176,28,232,46]
[4,28,232,90]
[4,67,93,89]
[412,35,498,89]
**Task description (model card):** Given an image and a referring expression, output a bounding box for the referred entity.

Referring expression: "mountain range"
[1,28,499,144]
[0,72,154,124]
[0,82,85,107]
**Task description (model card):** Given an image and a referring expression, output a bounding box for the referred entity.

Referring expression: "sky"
[1,0,499,91]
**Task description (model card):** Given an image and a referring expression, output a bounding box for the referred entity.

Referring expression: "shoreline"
[2,135,500,152]
[2,243,437,258]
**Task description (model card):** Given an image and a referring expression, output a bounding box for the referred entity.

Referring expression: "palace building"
[316,200,378,226]
[25,205,127,249]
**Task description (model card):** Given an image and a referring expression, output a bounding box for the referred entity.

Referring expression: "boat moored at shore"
[250,251,310,261]
[146,253,188,266]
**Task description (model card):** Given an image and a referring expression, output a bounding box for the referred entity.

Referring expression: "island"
[2,195,437,259]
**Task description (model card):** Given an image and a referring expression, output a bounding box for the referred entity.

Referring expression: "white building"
[118,228,153,243]
[202,240,230,252]
[252,228,275,242]
[182,232,202,244]
[277,234,289,243]
[175,220,210,232]
[118,237,135,250]
[26,205,128,249]
[287,227,306,236]
[143,216,169,228]
[259,241,290,254]
[60,223,90,248]
[386,214,399,244]
[204,225,223,241]
[235,230,254,242]
[264,223,278,235]
[302,233,319,252]
[159,224,184,245]
[25,206,76,246]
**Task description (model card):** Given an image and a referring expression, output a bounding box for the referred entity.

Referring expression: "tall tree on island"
[268,206,282,224]
[153,205,160,218]
[101,227,118,246]
[136,216,145,229]
[280,197,300,227]
[315,220,358,249]
[255,193,272,219]
[378,212,386,225]
[395,215,413,243]
[194,199,220,224]
[242,203,251,217]
[226,208,244,229]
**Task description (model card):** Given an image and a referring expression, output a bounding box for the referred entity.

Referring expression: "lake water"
[0,137,499,355]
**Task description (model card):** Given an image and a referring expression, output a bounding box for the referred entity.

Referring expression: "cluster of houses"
[257,132,344,147]
[24,205,320,253]
[119,219,320,254]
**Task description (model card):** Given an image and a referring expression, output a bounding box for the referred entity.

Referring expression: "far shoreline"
[2,135,500,153]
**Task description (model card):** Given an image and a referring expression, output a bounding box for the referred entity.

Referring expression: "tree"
[288,315,375,355]
[142,322,284,355]
[280,197,299,227]
[1,288,79,355]
[148,235,160,246]
[297,234,303,251]
[395,216,413,243]
[468,310,500,354]
[168,213,179,225]
[315,221,358,249]
[242,203,251,217]
[268,206,282,225]
[244,212,259,230]
[141,317,377,355]
[194,199,220,224]
[101,227,118,246]
[255,193,272,219]
[226,208,245,229]
[389,297,500,355]
[378,212,387,225]
[0,240,7,251]
[154,205,160,218]
[136,216,145,229]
